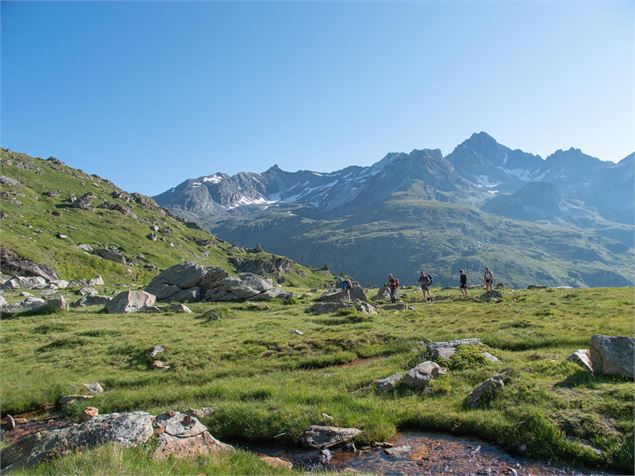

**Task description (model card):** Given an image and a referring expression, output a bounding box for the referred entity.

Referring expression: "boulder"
[375,373,403,393]
[464,371,512,407]
[317,287,368,302]
[77,243,93,252]
[403,361,446,389]
[0,295,6,308]
[148,261,209,290]
[0,412,154,470]
[0,175,21,186]
[2,276,48,290]
[372,286,391,301]
[49,280,70,289]
[589,335,634,378]
[1,296,67,316]
[105,291,156,314]
[95,248,126,264]
[219,273,276,300]
[567,349,593,373]
[72,192,94,210]
[301,425,362,449]
[152,411,233,460]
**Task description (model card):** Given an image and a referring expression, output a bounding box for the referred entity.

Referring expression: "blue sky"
[2,1,633,195]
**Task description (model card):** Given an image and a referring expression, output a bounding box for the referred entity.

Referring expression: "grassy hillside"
[0,149,332,288]
[1,286,633,473]
[212,192,635,288]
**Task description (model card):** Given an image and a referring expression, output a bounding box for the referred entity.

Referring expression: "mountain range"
[155,132,635,287]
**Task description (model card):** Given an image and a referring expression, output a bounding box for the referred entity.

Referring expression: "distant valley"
[155,133,635,287]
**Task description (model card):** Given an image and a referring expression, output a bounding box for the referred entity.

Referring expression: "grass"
[1,286,633,473]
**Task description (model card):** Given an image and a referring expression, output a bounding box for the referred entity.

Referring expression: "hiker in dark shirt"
[418,271,433,302]
[387,274,399,303]
[459,269,468,296]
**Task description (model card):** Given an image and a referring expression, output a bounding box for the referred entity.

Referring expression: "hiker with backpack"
[459,269,468,296]
[418,271,433,302]
[483,267,493,292]
[339,277,352,300]
[387,274,399,303]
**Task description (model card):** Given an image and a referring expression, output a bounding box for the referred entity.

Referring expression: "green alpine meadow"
[2,2,634,475]
[1,149,633,474]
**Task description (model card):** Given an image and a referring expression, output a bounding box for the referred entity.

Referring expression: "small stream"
[242,431,612,475]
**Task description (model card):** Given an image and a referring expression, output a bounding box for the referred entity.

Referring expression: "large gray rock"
[95,248,126,264]
[301,425,362,449]
[0,248,59,281]
[464,370,512,407]
[219,273,275,300]
[403,361,446,389]
[105,291,156,313]
[148,261,209,290]
[2,276,48,290]
[372,286,391,301]
[317,287,368,302]
[589,335,634,378]
[0,412,153,470]
[72,192,95,210]
[1,296,67,316]
[152,411,233,460]
[0,295,6,308]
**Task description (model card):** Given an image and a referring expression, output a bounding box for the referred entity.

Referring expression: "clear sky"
[2,1,633,195]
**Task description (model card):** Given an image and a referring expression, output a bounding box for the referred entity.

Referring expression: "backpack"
[426,275,433,285]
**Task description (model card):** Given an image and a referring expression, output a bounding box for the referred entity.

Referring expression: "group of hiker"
[338,267,495,303]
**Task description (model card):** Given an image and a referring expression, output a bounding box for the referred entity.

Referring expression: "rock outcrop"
[317,286,368,302]
[0,412,154,470]
[301,425,362,449]
[464,370,513,407]
[0,248,59,281]
[589,335,634,378]
[153,411,233,460]
[146,261,285,302]
[105,291,156,313]
[403,361,446,389]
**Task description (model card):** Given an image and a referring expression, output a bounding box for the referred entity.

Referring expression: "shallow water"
[244,431,612,475]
